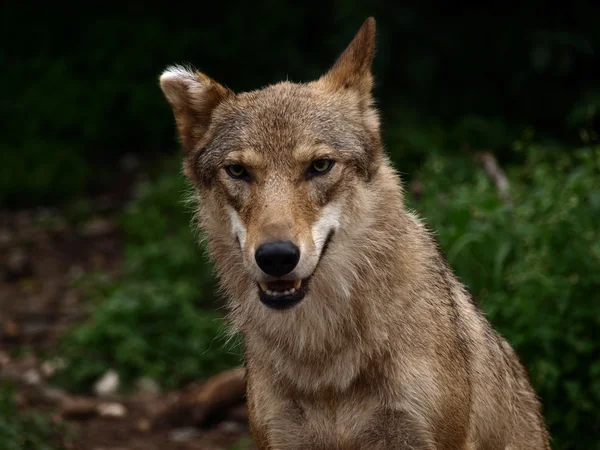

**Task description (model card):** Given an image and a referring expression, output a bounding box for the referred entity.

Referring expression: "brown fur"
[159,17,550,450]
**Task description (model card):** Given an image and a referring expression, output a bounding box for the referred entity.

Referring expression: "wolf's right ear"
[159,66,233,153]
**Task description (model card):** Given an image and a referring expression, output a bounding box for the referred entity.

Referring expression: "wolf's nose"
[255,241,300,277]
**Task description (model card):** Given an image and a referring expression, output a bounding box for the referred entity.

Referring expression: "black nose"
[255,241,300,277]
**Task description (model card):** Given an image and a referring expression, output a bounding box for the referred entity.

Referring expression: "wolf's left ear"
[159,66,233,153]
[320,17,376,107]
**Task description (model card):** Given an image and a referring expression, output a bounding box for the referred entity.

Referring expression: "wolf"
[159,17,550,450]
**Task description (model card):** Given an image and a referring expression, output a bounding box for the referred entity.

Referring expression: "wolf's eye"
[306,159,334,178]
[225,164,249,180]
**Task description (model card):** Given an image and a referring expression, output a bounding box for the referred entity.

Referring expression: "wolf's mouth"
[256,230,335,310]
[259,279,302,297]
[258,279,306,310]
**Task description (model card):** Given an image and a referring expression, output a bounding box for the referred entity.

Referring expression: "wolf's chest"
[264,395,385,449]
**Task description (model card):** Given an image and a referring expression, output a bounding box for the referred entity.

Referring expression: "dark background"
[1,3,599,449]
[2,2,599,206]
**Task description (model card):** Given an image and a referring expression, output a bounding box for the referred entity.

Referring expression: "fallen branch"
[151,366,247,428]
[474,151,512,205]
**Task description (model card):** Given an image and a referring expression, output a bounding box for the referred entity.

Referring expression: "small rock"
[61,396,98,419]
[219,420,245,433]
[97,402,127,418]
[169,427,201,442]
[41,387,68,404]
[94,370,120,397]
[134,377,161,396]
[81,218,116,237]
[5,248,32,279]
[41,357,67,377]
[23,368,42,385]
[136,418,151,432]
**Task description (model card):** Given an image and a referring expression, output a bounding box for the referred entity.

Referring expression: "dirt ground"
[0,178,254,449]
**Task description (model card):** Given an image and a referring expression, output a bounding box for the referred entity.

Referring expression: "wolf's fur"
[159,17,550,450]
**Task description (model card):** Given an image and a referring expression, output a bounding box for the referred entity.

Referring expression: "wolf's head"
[160,18,392,315]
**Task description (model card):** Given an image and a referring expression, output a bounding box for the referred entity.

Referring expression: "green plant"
[411,145,600,449]
[0,140,88,208]
[53,161,241,392]
[53,282,241,392]
[0,382,69,450]
[228,436,255,450]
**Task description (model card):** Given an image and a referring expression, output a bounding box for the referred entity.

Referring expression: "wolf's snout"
[255,241,300,277]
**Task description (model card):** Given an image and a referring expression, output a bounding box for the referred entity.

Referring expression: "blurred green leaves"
[0,382,70,450]
[0,140,88,208]
[53,282,240,392]
[53,163,240,393]
[411,145,600,449]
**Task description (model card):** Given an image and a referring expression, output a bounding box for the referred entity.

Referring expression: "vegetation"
[53,163,242,392]
[228,437,256,450]
[411,144,600,449]
[0,382,69,450]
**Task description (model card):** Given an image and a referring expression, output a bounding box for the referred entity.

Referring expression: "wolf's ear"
[320,17,376,105]
[159,66,233,153]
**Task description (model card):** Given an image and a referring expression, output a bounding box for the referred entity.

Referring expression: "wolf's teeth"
[293,280,301,289]
[262,285,300,297]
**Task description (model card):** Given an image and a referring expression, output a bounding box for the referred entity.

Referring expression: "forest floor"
[0,162,254,450]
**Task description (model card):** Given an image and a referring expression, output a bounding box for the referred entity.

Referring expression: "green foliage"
[0,382,69,450]
[0,140,88,208]
[120,166,217,302]
[54,282,240,392]
[53,163,241,393]
[228,437,255,450]
[411,145,600,450]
